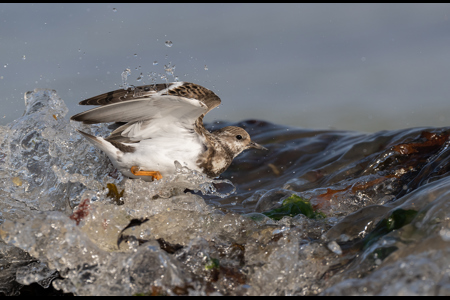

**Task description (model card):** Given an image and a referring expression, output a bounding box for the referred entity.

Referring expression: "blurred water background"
[1,3,450,132]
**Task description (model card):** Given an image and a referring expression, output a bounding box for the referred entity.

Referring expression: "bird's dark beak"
[249,141,268,151]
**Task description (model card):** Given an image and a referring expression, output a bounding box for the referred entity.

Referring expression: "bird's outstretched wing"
[71,82,221,143]
[77,82,221,114]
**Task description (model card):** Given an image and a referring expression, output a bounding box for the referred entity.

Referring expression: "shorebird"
[70,82,267,181]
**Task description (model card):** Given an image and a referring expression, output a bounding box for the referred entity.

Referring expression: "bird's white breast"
[118,124,205,177]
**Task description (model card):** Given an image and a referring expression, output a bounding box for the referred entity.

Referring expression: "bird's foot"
[130,166,163,180]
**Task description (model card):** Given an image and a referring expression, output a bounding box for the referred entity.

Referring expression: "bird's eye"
[236,135,243,140]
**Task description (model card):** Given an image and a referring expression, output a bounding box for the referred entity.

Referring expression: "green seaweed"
[205,257,220,270]
[362,208,418,249]
[262,194,326,220]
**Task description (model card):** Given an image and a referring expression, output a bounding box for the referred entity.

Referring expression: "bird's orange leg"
[130,166,163,180]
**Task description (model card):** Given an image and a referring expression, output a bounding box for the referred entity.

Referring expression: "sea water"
[1,89,450,295]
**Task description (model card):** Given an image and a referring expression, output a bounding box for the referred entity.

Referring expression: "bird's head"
[213,126,267,158]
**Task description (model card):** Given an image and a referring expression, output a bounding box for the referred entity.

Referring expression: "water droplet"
[165,40,173,47]
[134,54,137,57]
[3,64,7,68]
[204,65,208,71]
[164,62,176,76]
[153,61,158,66]
[136,73,143,81]
[148,72,157,84]
[123,68,131,75]
[78,49,81,52]
[121,68,131,90]
[22,55,26,60]
[112,8,117,12]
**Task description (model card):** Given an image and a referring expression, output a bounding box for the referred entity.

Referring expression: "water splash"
[148,71,157,84]
[164,62,176,81]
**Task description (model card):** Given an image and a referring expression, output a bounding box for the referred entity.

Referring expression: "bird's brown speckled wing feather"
[71,82,221,144]
[77,82,221,114]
